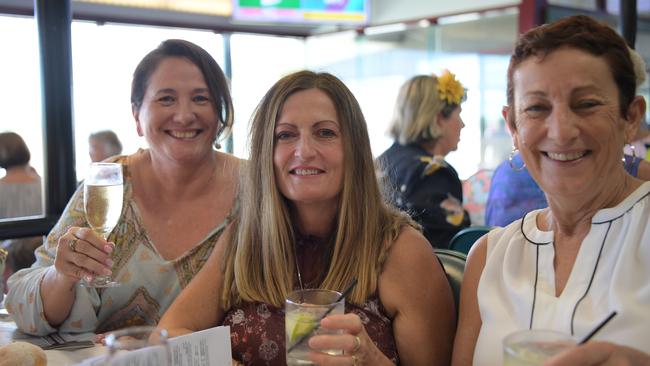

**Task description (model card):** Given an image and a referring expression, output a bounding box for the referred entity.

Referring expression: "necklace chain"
[293,243,305,292]
[293,241,306,302]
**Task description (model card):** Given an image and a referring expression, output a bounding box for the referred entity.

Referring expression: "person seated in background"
[453,15,650,365]
[88,130,123,162]
[0,132,42,219]
[0,132,44,297]
[1,237,41,294]
[378,72,470,248]
[486,152,650,228]
[6,39,240,335]
[158,71,455,366]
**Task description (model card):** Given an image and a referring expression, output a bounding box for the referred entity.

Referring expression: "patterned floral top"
[6,154,236,335]
[378,142,470,248]
[223,296,399,366]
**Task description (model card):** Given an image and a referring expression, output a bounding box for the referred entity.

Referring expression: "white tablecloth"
[45,346,106,366]
[1,313,105,365]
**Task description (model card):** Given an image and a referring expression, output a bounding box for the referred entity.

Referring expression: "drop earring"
[508,147,526,171]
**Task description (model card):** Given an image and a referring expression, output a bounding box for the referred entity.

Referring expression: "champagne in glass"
[83,162,123,287]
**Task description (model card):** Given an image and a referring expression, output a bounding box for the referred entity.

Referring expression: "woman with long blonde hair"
[378,72,470,248]
[159,71,455,365]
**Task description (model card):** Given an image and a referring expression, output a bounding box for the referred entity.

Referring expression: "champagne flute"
[83,162,124,288]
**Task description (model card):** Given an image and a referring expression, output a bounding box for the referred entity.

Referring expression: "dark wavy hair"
[0,132,31,169]
[130,39,234,142]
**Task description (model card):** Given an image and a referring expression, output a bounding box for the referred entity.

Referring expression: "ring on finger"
[351,355,359,366]
[352,335,361,353]
[69,237,79,252]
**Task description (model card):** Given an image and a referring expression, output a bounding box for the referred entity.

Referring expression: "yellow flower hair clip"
[436,70,465,105]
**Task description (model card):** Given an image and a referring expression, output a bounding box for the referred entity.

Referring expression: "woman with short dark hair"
[6,39,240,336]
[453,15,650,365]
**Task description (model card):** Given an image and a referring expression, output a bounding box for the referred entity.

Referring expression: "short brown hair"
[507,15,636,122]
[0,132,31,169]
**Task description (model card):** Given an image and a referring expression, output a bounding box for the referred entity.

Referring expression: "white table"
[45,347,106,365]
[1,314,105,365]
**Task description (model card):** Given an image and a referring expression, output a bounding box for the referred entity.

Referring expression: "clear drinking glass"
[503,329,576,366]
[285,289,345,366]
[100,326,171,366]
[83,162,124,287]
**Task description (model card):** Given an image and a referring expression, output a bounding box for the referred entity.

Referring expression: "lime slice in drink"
[286,312,316,344]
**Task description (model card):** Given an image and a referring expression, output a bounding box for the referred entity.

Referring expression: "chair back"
[449,226,491,254]
[434,249,467,318]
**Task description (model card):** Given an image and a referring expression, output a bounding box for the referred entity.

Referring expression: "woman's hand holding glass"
[53,162,122,287]
[82,162,123,287]
[308,313,388,366]
[54,227,115,284]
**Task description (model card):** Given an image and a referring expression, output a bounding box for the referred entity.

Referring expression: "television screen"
[232,0,369,25]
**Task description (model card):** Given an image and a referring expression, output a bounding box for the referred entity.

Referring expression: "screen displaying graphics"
[233,0,369,25]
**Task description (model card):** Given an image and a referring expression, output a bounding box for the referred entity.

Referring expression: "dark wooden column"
[36,0,77,216]
[620,0,637,48]
[0,0,76,240]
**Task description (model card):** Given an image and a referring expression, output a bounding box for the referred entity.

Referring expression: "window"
[71,21,225,179]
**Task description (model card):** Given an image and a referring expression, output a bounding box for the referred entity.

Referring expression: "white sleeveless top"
[473,182,650,365]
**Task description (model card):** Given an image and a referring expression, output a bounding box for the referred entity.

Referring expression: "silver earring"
[213,121,224,150]
[508,147,526,171]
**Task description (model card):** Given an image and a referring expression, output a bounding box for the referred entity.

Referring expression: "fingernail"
[84,275,93,282]
[103,268,112,276]
[105,259,114,267]
[104,245,114,253]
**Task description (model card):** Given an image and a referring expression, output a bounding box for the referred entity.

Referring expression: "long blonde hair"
[222,71,414,308]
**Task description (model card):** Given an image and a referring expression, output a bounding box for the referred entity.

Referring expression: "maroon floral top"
[223,296,399,365]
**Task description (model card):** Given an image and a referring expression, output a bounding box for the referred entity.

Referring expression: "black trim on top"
[520,186,650,336]
[569,220,612,335]
[519,211,553,246]
[521,186,649,333]
[529,244,540,329]
[592,190,650,225]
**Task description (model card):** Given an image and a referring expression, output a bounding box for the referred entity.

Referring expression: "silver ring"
[352,335,361,353]
[69,237,79,252]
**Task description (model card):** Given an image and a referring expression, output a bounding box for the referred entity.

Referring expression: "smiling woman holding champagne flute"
[5,39,240,335]
[158,71,455,366]
[452,16,650,366]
